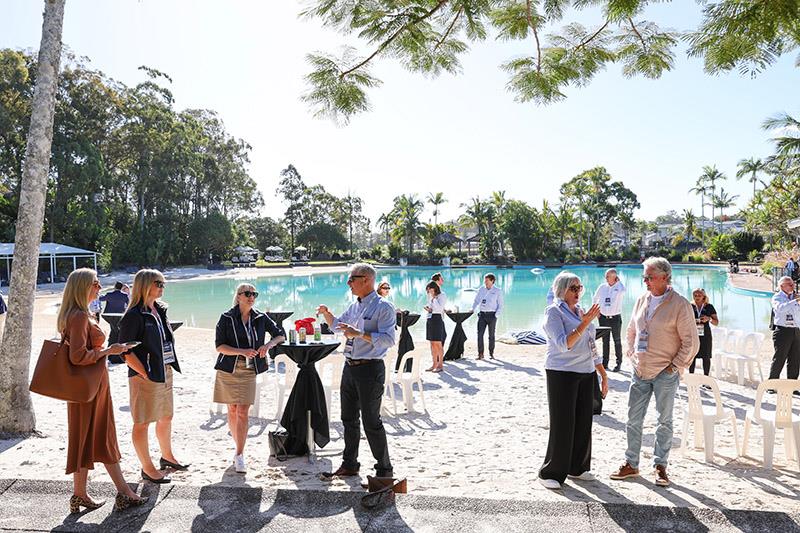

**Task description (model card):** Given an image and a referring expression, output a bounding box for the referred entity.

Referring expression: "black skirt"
[426,314,447,342]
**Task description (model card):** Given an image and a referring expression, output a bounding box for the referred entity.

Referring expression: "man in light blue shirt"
[472,273,504,359]
[769,275,800,382]
[316,263,396,479]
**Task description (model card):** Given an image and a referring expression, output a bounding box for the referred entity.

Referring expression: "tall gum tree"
[0,0,65,434]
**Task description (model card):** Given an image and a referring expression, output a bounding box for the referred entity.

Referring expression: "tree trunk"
[0,0,65,435]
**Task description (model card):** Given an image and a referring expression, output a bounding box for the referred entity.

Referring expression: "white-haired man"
[611,257,699,487]
[769,276,800,384]
[317,263,396,479]
[593,268,626,372]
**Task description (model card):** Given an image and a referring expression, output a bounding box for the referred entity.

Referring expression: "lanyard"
[694,304,705,319]
[151,307,168,343]
[241,314,254,347]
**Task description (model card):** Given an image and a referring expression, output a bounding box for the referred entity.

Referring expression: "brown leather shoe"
[320,466,360,481]
[609,462,639,480]
[655,465,670,487]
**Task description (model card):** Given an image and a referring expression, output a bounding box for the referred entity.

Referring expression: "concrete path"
[1,479,798,532]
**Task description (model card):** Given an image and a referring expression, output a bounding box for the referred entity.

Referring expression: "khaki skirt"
[213,357,256,405]
[129,366,174,424]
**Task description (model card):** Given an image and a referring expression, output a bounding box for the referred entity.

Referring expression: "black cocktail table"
[267,311,294,332]
[270,340,340,462]
[396,312,420,371]
[444,311,474,361]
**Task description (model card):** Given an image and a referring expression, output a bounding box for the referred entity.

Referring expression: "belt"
[345,358,380,366]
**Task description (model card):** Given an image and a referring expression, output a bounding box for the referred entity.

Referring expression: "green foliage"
[498,200,541,260]
[761,261,779,276]
[296,222,349,256]
[707,234,737,260]
[682,250,708,263]
[189,211,234,260]
[730,231,764,257]
[747,249,762,262]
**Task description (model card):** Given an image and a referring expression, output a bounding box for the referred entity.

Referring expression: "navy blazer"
[214,306,285,375]
[119,302,181,383]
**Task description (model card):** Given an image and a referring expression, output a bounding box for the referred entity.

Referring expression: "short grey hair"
[350,263,376,280]
[605,268,618,279]
[643,256,672,283]
[552,271,582,301]
[779,276,795,286]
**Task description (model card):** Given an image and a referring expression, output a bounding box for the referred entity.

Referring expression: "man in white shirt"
[472,273,504,360]
[769,276,800,384]
[593,268,626,371]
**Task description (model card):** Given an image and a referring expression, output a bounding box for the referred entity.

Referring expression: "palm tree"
[712,188,739,233]
[392,194,424,257]
[699,165,726,234]
[490,191,507,256]
[460,197,497,259]
[688,178,709,238]
[376,212,391,245]
[736,157,768,198]
[0,0,66,434]
[682,209,697,241]
[762,112,800,158]
[426,192,446,225]
[554,204,577,255]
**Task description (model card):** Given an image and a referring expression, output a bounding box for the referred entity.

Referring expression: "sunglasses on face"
[642,276,661,282]
[348,275,366,283]
[239,290,259,298]
[153,281,165,288]
[92,280,101,288]
[568,285,583,293]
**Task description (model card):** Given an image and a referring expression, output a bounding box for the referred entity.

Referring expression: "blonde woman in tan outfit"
[58,268,148,513]
[610,257,699,487]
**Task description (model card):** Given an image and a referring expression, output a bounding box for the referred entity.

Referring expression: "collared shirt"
[786,260,796,273]
[543,302,600,374]
[772,290,800,328]
[472,285,504,315]
[593,281,626,317]
[99,290,130,314]
[332,290,396,360]
[428,294,447,315]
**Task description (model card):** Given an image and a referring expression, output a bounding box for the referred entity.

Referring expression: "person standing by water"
[316,263,397,480]
[592,268,626,371]
[472,273,504,360]
[214,283,285,473]
[539,272,607,490]
[610,257,698,487]
[57,269,148,512]
[689,288,718,376]
[768,276,800,383]
[119,269,187,484]
[424,281,447,372]
[99,282,130,344]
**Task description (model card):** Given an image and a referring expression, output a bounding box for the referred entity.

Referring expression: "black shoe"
[141,470,171,484]
[603,364,609,370]
[159,457,190,471]
[489,355,494,360]
[766,389,776,394]
[613,364,621,372]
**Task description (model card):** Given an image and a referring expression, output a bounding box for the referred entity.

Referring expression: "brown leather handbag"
[29,328,104,403]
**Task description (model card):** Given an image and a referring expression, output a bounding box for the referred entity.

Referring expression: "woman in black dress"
[690,288,719,375]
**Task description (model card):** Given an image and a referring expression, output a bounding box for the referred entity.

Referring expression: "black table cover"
[266,311,294,331]
[443,311,474,361]
[395,311,420,371]
[102,313,183,364]
[270,340,340,453]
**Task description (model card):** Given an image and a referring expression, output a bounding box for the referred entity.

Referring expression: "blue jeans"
[625,368,680,469]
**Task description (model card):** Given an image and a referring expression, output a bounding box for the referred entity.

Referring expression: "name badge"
[589,336,599,359]
[787,314,795,326]
[696,321,704,337]
[162,340,176,364]
[344,338,354,354]
[636,330,649,353]
[604,297,611,304]
[482,299,487,304]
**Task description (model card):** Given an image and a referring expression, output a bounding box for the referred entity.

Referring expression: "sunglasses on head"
[568,284,583,293]
[239,290,259,298]
[153,281,165,288]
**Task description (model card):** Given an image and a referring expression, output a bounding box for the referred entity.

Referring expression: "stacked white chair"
[724,332,767,386]
[252,371,272,419]
[742,379,800,469]
[273,354,299,420]
[381,350,398,416]
[318,352,345,416]
[679,373,740,463]
[391,350,427,413]
[709,326,728,379]
[713,329,743,380]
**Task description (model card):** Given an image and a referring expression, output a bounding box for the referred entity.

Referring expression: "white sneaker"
[539,478,562,490]
[234,454,246,473]
[568,471,596,481]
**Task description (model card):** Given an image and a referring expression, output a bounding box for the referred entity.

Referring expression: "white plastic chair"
[381,350,398,417]
[708,326,727,379]
[209,376,226,416]
[252,369,275,419]
[714,329,743,380]
[273,354,299,420]
[679,373,740,462]
[318,352,345,416]
[724,332,767,386]
[742,379,800,469]
[391,350,426,413]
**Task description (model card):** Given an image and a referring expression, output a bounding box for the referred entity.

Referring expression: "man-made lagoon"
[162,266,771,339]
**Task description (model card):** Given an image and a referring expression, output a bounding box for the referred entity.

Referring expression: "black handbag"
[268,429,308,461]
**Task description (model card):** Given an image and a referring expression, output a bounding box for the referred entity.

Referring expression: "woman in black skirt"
[690,288,719,375]
[424,281,447,373]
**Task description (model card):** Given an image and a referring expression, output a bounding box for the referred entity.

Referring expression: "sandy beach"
[0,290,798,514]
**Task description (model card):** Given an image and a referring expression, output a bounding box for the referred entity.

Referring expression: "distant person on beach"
[316,263,396,481]
[100,282,130,343]
[785,257,796,277]
[768,276,800,383]
[119,269,187,484]
[592,268,626,372]
[57,269,147,512]
[425,281,447,372]
[472,273,503,360]
[214,283,285,473]
[689,288,718,376]
[610,257,698,488]
[538,272,607,490]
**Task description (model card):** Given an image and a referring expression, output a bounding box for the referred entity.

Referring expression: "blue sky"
[2,1,797,226]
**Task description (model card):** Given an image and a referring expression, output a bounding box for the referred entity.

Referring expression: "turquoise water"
[160,266,773,340]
